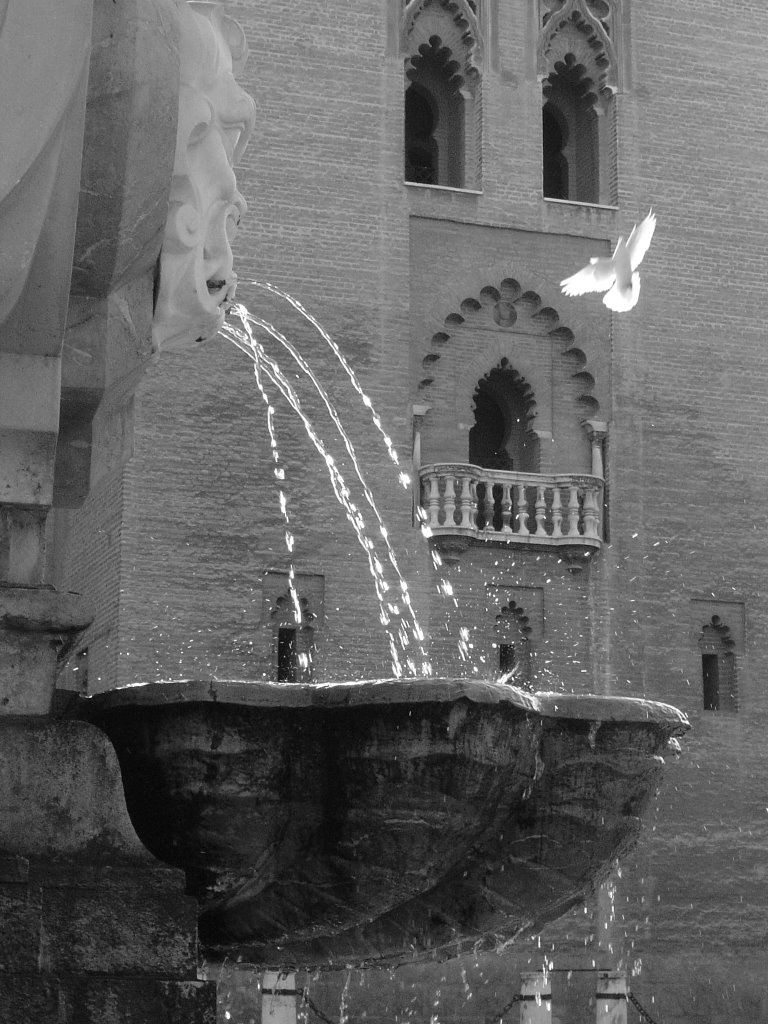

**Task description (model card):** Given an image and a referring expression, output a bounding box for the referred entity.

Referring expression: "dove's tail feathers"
[603,272,640,312]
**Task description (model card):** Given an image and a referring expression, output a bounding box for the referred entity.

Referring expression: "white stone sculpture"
[152,1,256,352]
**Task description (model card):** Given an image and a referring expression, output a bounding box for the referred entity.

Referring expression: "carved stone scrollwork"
[152,1,256,352]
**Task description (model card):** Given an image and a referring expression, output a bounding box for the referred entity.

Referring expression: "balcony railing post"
[458,474,474,530]
[501,481,514,533]
[566,484,581,538]
[551,486,563,538]
[535,485,547,537]
[424,472,441,529]
[443,473,456,528]
[583,484,601,540]
[515,485,530,535]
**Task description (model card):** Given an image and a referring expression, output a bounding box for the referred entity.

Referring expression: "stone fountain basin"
[82,677,688,970]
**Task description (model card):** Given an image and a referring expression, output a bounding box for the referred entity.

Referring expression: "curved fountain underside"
[83,678,688,970]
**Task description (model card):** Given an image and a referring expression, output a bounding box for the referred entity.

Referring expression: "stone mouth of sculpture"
[81,677,689,971]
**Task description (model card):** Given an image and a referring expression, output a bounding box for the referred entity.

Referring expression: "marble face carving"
[152,1,256,352]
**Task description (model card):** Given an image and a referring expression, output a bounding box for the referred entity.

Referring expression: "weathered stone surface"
[0,586,91,714]
[39,884,198,975]
[59,978,217,1024]
[0,976,60,1024]
[84,678,688,970]
[72,0,181,298]
[0,884,42,972]
[0,718,151,858]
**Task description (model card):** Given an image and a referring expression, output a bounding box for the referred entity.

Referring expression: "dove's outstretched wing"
[560,256,616,297]
[625,210,656,271]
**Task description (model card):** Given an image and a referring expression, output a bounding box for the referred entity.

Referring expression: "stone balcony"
[419,463,604,561]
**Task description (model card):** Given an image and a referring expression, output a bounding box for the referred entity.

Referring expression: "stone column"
[262,972,299,1024]
[595,971,627,1024]
[584,420,608,479]
[411,404,431,525]
[519,971,552,1024]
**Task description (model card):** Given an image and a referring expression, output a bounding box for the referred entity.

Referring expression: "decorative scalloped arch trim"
[538,0,617,100]
[408,35,467,92]
[472,358,538,423]
[270,592,317,627]
[415,266,600,419]
[402,0,482,79]
[495,601,533,637]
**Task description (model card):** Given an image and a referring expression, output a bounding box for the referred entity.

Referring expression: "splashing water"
[220,307,432,677]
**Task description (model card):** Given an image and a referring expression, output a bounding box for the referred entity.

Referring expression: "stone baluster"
[519,972,552,1024]
[595,971,627,1024]
[583,484,601,539]
[515,484,530,535]
[458,472,474,529]
[423,472,441,529]
[501,480,514,533]
[480,474,494,532]
[535,485,548,536]
[468,475,480,530]
[550,486,563,538]
[443,473,456,528]
[566,484,581,537]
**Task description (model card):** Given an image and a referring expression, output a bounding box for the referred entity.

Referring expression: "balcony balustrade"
[419,463,604,553]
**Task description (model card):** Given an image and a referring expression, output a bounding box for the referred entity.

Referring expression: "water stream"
[221,294,444,676]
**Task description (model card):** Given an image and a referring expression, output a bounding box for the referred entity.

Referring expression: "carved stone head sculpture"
[152,1,256,352]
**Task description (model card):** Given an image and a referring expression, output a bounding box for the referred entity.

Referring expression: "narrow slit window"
[702,653,719,711]
[499,643,516,675]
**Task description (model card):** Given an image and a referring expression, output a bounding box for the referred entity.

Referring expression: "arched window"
[542,103,569,200]
[405,37,465,187]
[542,55,599,203]
[401,0,482,189]
[405,84,438,184]
[469,360,537,472]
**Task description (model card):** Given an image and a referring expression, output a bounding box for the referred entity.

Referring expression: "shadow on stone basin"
[80,678,688,970]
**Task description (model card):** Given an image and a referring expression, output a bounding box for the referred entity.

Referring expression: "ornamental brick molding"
[537,0,619,102]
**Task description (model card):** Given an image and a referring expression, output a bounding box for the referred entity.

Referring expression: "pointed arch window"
[538,3,619,206]
[469,359,537,472]
[542,55,600,203]
[405,37,466,188]
[402,0,482,190]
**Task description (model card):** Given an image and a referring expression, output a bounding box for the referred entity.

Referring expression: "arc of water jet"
[228,307,430,664]
[230,297,467,670]
[248,281,402,471]
[233,307,421,634]
[222,324,407,676]
[252,356,303,628]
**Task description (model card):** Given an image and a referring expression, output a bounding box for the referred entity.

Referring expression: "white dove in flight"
[560,209,657,312]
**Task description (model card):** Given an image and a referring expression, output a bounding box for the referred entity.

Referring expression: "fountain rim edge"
[80,677,689,728]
